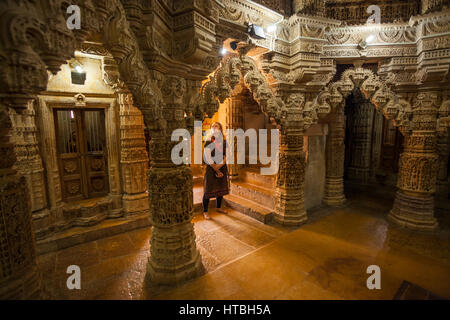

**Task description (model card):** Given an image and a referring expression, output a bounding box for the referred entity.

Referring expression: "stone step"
[240,168,276,187]
[223,194,274,224]
[230,181,275,210]
[193,175,203,186]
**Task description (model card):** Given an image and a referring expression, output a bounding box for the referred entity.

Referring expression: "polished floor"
[38,192,450,300]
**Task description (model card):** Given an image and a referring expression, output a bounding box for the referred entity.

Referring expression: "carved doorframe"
[36,93,122,231]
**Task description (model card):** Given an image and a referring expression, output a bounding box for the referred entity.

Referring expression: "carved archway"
[197,54,285,126]
[316,66,414,207]
[313,66,413,133]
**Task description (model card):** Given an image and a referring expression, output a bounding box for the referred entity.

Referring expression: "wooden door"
[55,108,109,202]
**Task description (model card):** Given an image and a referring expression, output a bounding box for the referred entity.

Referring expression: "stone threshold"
[36,213,151,255]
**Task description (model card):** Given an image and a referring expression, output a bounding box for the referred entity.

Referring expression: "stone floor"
[37,192,450,300]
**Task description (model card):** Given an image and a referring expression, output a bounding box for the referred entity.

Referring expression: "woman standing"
[202,122,229,220]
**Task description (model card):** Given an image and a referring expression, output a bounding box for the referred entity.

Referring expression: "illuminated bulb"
[75,65,84,73]
[220,48,227,55]
[365,34,375,43]
[267,24,277,33]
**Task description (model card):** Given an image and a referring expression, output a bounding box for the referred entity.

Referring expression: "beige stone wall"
[46,53,114,95]
[304,124,328,210]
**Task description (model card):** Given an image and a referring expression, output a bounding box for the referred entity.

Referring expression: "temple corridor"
[1,0,450,302]
[37,192,450,300]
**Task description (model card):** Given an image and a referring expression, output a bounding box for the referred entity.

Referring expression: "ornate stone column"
[274,128,307,226]
[436,131,449,199]
[145,75,202,285]
[0,103,41,299]
[8,101,50,240]
[103,54,148,216]
[323,107,346,206]
[226,92,245,181]
[389,92,440,231]
[273,91,308,226]
[118,92,149,215]
[370,110,385,182]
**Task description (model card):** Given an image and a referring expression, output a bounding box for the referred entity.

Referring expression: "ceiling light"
[267,25,277,33]
[220,48,227,55]
[365,34,375,43]
[248,24,266,40]
[75,65,84,73]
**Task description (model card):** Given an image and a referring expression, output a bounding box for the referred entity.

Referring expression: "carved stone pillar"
[226,93,244,181]
[436,131,449,199]
[8,101,50,240]
[36,96,63,232]
[323,108,346,206]
[118,92,149,215]
[145,75,202,285]
[274,128,308,226]
[370,110,384,182]
[0,103,41,299]
[389,92,440,231]
[346,91,375,184]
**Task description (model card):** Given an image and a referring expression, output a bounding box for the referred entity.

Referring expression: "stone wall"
[304,124,328,210]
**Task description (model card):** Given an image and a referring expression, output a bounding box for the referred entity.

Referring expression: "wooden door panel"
[86,155,109,197]
[83,110,109,197]
[55,109,87,201]
[60,154,84,201]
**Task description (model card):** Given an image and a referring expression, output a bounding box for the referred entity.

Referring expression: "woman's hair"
[211,122,223,134]
[205,121,225,142]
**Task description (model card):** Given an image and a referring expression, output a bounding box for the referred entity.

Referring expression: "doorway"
[54,108,109,202]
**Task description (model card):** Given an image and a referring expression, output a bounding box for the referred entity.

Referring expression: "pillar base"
[323,196,346,207]
[0,265,41,299]
[274,211,307,226]
[323,177,346,206]
[388,190,438,231]
[146,222,204,285]
[122,192,149,215]
[274,190,308,226]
